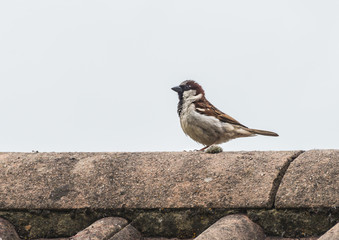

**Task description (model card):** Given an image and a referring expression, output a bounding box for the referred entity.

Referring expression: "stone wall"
[0,150,338,239]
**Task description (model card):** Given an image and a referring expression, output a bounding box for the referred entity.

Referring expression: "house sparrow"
[171,80,278,151]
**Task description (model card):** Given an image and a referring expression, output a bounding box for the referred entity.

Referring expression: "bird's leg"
[199,145,210,151]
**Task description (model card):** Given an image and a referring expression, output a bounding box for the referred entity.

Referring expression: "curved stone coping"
[1,208,337,239]
[0,151,301,209]
[2,215,339,240]
[276,150,339,208]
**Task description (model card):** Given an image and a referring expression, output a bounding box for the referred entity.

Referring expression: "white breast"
[179,91,250,146]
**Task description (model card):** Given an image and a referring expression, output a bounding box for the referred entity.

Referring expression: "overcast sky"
[1,1,338,152]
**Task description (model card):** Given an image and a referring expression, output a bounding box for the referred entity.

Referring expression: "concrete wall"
[0,150,338,239]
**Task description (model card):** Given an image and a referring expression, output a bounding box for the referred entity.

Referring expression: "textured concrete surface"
[109,224,141,240]
[276,150,339,208]
[195,214,265,240]
[0,150,338,239]
[247,209,338,238]
[71,217,128,240]
[0,151,299,209]
[34,239,69,240]
[265,238,318,240]
[143,238,192,240]
[318,222,339,240]
[0,217,21,240]
[0,215,336,240]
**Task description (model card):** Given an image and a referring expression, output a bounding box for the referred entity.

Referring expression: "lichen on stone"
[205,145,223,154]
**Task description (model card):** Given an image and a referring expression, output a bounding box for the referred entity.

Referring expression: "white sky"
[1,1,339,152]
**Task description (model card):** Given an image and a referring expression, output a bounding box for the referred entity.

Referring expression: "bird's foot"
[198,145,210,151]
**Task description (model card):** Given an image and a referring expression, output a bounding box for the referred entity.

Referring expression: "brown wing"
[195,99,248,128]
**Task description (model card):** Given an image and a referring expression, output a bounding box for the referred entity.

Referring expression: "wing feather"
[194,99,248,128]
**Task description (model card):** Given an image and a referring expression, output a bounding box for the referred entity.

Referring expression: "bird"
[171,80,278,151]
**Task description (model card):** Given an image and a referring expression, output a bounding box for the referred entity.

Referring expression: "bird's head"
[171,80,205,100]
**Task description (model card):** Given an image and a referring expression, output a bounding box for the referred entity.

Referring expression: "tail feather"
[248,128,279,137]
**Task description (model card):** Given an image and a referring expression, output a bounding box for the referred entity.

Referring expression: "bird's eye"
[180,84,191,91]
[184,85,190,90]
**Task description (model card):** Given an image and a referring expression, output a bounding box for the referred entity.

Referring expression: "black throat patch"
[177,92,184,117]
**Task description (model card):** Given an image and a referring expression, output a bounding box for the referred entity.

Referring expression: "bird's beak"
[171,86,182,93]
